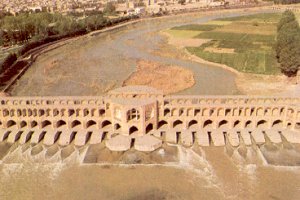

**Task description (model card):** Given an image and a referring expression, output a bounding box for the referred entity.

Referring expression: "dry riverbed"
[123,60,195,94]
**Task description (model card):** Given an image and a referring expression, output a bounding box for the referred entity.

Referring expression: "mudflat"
[123,60,195,94]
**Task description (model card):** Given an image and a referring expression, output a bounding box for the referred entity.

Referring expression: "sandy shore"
[123,60,195,94]
[161,30,300,96]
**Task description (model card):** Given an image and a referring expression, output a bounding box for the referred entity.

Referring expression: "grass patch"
[216,13,282,23]
[205,20,233,25]
[172,24,221,31]
[196,32,275,43]
[187,46,280,74]
[215,21,276,35]
[174,13,282,75]
[165,29,202,38]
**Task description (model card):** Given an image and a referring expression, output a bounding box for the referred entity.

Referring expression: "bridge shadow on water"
[0,135,300,167]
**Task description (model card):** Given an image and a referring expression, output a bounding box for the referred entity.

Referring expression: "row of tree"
[0,53,17,74]
[0,11,139,75]
[0,12,105,46]
[275,10,300,77]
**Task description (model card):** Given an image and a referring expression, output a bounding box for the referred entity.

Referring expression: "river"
[9,10,273,96]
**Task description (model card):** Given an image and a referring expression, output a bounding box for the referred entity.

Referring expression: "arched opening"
[164,108,170,116]
[20,121,27,128]
[56,120,66,128]
[218,120,229,129]
[41,120,51,128]
[114,123,121,130]
[99,109,106,116]
[31,121,38,128]
[256,108,264,116]
[71,120,81,129]
[188,120,198,129]
[86,120,97,128]
[102,120,112,128]
[233,120,242,129]
[272,108,279,116]
[272,120,283,129]
[129,126,138,135]
[173,120,183,129]
[257,120,268,129]
[158,120,168,129]
[179,109,184,116]
[38,109,45,117]
[68,109,75,116]
[217,108,224,116]
[146,123,153,133]
[203,120,213,129]
[7,120,16,128]
[245,120,253,128]
[295,123,300,130]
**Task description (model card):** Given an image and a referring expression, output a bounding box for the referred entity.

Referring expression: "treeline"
[0,53,17,74]
[275,10,300,77]
[274,0,300,4]
[0,12,139,75]
[0,12,137,46]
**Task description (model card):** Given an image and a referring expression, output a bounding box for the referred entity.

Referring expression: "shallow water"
[0,142,300,199]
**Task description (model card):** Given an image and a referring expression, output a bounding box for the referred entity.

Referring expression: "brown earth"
[123,60,195,94]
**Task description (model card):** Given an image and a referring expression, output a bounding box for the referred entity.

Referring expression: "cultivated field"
[169,13,283,74]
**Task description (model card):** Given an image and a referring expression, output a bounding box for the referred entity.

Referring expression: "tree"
[178,0,186,5]
[103,2,116,15]
[275,10,300,76]
[0,53,17,74]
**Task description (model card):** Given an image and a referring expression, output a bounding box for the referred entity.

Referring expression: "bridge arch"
[272,108,279,116]
[218,120,229,129]
[99,109,106,117]
[203,120,213,129]
[257,120,268,129]
[272,120,283,128]
[30,121,38,128]
[71,120,81,129]
[129,126,138,135]
[114,123,121,130]
[41,120,51,128]
[256,107,264,116]
[233,120,242,129]
[188,120,198,129]
[56,120,67,128]
[20,120,27,128]
[245,120,253,129]
[164,108,170,117]
[86,120,97,129]
[7,120,16,128]
[146,123,154,133]
[173,120,183,129]
[158,120,168,129]
[101,120,112,129]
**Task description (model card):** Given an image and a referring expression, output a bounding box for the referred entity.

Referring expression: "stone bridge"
[0,86,299,151]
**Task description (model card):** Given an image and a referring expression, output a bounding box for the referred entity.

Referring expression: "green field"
[172,13,283,74]
[165,29,202,38]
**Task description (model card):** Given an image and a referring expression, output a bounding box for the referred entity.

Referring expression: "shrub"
[0,53,17,74]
